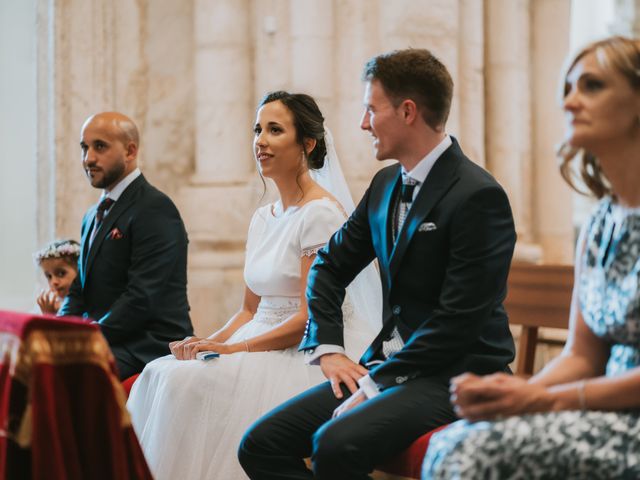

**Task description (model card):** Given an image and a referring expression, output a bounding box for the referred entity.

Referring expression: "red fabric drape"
[0,311,152,480]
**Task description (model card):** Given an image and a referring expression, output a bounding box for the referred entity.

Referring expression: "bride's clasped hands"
[169,336,247,359]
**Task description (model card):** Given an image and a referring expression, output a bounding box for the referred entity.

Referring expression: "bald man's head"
[82,112,140,147]
[80,112,140,191]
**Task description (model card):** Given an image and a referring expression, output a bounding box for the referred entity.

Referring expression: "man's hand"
[332,388,368,418]
[319,353,369,398]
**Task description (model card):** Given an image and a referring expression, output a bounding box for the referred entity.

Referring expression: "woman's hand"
[37,289,61,314]
[183,340,244,359]
[450,372,556,422]
[170,336,203,360]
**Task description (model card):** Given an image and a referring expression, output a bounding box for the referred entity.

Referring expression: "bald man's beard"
[87,161,126,189]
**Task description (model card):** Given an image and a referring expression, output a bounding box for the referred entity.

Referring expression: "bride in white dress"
[127,91,382,479]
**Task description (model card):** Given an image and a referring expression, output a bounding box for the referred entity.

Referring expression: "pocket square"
[418,222,437,232]
[109,228,123,240]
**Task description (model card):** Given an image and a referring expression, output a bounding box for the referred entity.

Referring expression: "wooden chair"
[504,262,573,376]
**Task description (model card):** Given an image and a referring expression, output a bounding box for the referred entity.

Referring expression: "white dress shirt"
[89,168,141,245]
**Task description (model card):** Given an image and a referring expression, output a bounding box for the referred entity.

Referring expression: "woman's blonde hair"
[558,36,640,198]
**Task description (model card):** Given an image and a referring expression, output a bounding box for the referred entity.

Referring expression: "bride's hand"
[184,340,244,359]
[170,336,203,360]
[319,353,369,399]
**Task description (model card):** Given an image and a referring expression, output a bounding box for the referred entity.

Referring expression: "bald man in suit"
[59,112,193,379]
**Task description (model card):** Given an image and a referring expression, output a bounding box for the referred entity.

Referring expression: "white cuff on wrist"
[357,374,380,399]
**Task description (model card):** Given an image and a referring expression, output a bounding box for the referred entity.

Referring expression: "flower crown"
[34,240,81,264]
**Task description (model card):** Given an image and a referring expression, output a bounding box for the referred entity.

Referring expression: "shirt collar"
[401,135,452,184]
[101,168,141,202]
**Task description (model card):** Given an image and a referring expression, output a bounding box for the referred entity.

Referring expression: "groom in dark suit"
[239,49,517,479]
[59,112,193,379]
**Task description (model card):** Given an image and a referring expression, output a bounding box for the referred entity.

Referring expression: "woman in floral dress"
[423,36,640,479]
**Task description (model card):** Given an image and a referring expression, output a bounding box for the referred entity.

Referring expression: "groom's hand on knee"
[319,353,369,398]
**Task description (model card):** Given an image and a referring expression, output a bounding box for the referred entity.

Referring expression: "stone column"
[179,0,255,335]
[289,0,334,114]
[191,0,253,184]
[252,0,291,100]
[40,0,190,240]
[333,0,380,202]
[458,0,486,167]
[49,0,132,239]
[532,0,574,263]
[485,0,541,261]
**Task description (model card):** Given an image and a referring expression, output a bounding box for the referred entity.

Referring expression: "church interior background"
[2,0,639,368]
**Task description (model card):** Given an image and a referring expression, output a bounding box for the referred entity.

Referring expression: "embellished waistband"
[253,296,300,326]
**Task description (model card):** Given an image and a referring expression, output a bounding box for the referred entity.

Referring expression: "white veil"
[310,128,383,344]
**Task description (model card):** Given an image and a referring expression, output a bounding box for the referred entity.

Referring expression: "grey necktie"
[394,176,418,240]
[90,197,115,245]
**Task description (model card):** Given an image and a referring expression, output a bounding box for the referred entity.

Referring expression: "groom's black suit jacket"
[59,174,193,369]
[301,139,516,390]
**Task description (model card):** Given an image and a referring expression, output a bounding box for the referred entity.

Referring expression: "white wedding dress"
[127,198,377,480]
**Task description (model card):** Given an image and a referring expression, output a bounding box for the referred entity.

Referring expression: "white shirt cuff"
[357,374,380,399]
[304,344,345,365]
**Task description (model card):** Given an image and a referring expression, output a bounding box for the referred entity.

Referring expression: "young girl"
[33,239,80,315]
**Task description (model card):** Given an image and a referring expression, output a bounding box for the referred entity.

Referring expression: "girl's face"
[563,51,640,151]
[253,100,304,180]
[40,258,77,298]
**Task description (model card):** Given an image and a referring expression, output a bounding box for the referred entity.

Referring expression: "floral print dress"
[422,197,640,479]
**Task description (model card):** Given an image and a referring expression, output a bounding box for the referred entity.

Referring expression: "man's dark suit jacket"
[59,174,193,368]
[301,138,516,391]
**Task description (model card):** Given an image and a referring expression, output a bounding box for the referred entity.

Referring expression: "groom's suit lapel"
[376,169,401,289]
[84,175,146,281]
[387,144,461,283]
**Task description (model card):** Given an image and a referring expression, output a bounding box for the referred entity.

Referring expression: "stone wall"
[37,0,582,335]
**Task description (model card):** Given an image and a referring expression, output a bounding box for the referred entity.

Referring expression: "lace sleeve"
[299,201,344,256]
[301,243,326,257]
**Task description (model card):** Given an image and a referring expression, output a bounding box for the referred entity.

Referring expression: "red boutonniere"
[110,228,123,240]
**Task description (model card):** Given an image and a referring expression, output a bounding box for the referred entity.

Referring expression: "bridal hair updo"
[258,91,327,170]
[558,36,640,198]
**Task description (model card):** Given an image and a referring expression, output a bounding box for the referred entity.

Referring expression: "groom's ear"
[400,99,418,125]
[304,137,317,155]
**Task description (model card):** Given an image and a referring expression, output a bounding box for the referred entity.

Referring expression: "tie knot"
[97,197,115,214]
[400,181,417,203]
